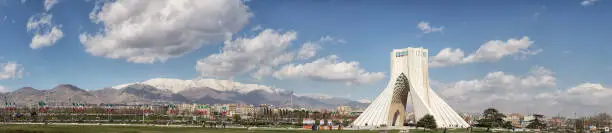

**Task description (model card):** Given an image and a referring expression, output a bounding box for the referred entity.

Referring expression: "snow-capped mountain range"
[0,78,368,108]
[113,78,285,94]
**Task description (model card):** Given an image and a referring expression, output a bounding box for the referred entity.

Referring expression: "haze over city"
[0,0,611,118]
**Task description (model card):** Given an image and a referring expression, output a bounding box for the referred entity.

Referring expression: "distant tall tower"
[352,47,469,128]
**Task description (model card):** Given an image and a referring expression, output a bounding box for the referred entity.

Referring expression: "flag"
[144,104,151,113]
[38,100,48,112]
[197,105,208,115]
[4,102,15,111]
[168,104,178,114]
[105,104,114,113]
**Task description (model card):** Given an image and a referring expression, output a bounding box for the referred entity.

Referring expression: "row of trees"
[474,108,546,131]
[475,108,612,132]
[2,105,359,127]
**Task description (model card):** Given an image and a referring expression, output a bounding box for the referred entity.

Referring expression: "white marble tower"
[352,47,469,128]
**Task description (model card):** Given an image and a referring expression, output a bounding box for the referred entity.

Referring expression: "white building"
[352,47,469,128]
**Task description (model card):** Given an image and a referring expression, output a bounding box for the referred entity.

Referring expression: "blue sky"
[0,0,611,115]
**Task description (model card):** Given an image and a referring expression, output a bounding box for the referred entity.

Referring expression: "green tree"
[503,121,514,129]
[232,114,241,123]
[477,108,506,132]
[342,119,351,127]
[526,114,546,129]
[594,113,611,128]
[575,119,585,133]
[417,114,437,131]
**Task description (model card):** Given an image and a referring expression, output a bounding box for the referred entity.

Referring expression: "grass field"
[0,124,537,133]
[408,128,531,133]
[0,124,396,133]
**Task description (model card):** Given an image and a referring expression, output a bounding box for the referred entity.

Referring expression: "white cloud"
[80,0,252,64]
[195,27,348,80]
[581,0,598,6]
[114,78,286,94]
[296,36,344,60]
[27,13,63,49]
[358,99,372,103]
[44,0,59,11]
[251,25,263,31]
[0,62,24,80]
[430,36,541,67]
[196,29,297,79]
[417,21,443,34]
[296,93,334,100]
[0,85,8,93]
[273,55,385,85]
[297,42,320,60]
[437,66,555,113]
[319,35,347,44]
[434,64,612,115]
[535,83,612,113]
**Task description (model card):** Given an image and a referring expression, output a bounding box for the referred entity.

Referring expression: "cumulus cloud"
[44,0,59,11]
[534,83,612,114]
[437,66,612,115]
[430,36,541,67]
[0,62,24,80]
[581,0,598,6]
[297,42,320,60]
[195,27,348,80]
[196,29,298,79]
[251,25,263,31]
[417,21,443,34]
[0,85,8,93]
[296,36,345,60]
[27,13,63,49]
[273,55,385,85]
[437,66,556,113]
[80,0,252,63]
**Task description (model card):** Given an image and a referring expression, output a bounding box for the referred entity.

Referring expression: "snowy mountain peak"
[297,93,334,100]
[113,78,285,94]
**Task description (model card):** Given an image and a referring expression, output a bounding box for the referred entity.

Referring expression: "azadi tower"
[352,47,469,128]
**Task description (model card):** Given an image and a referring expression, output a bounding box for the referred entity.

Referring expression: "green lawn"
[0,124,394,133]
[0,124,538,133]
[409,128,532,133]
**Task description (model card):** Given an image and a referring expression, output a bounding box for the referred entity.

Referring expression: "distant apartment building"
[336,106,352,115]
[548,116,567,128]
[521,115,536,128]
[505,113,523,128]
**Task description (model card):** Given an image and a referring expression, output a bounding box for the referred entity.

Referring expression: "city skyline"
[0,0,611,117]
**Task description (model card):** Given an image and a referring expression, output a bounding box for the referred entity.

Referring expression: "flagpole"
[69,98,73,122]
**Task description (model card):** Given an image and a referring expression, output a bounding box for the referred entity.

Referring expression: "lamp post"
[574,112,577,133]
